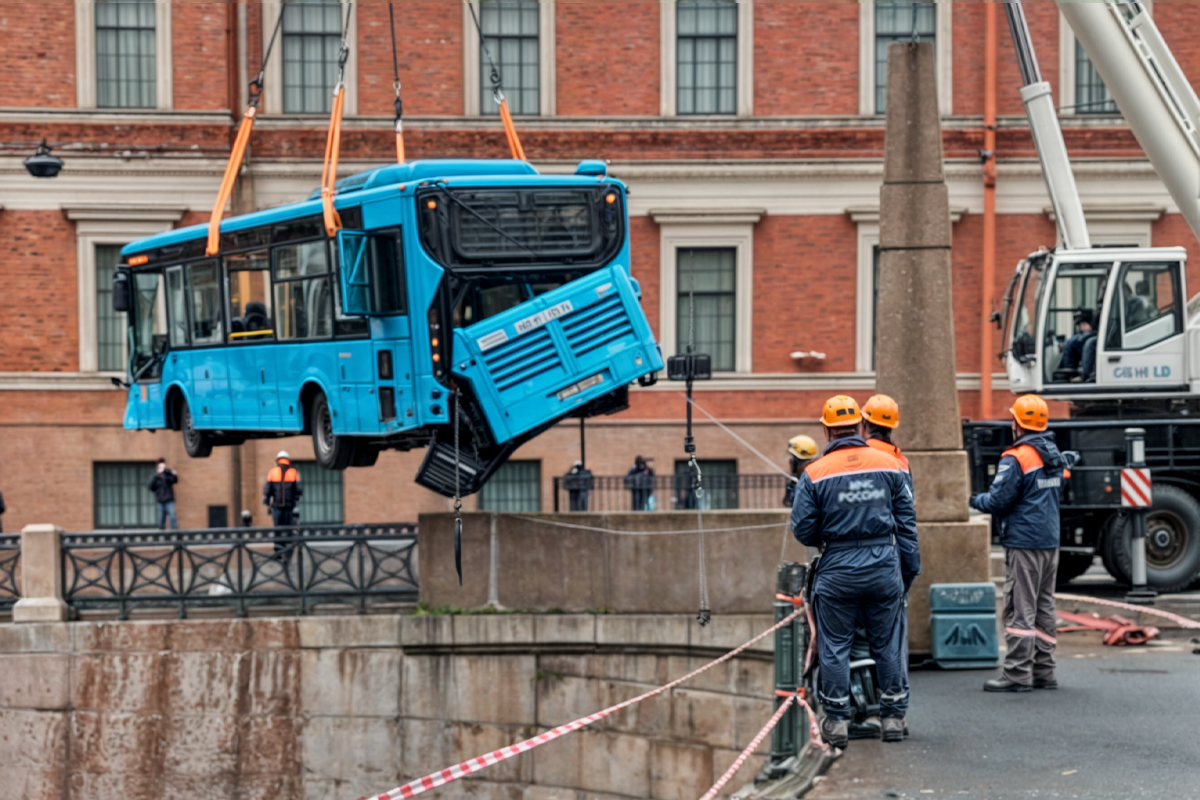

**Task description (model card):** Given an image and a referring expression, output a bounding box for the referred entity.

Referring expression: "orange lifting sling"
[469,3,527,161]
[206,5,288,256]
[320,3,354,238]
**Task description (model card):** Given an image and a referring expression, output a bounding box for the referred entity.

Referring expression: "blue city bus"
[112,159,663,496]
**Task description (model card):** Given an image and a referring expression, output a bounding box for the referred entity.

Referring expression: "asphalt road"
[807,577,1200,799]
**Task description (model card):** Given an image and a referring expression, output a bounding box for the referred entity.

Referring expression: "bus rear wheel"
[181,402,213,459]
[310,392,353,470]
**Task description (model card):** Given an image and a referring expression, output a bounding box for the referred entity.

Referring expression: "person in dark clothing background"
[971,394,1068,693]
[264,451,303,527]
[625,456,656,511]
[563,461,594,511]
[148,459,179,530]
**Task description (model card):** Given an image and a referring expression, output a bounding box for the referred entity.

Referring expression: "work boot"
[881,717,907,743]
[1033,678,1058,690]
[820,717,850,749]
[848,715,881,740]
[983,676,1032,693]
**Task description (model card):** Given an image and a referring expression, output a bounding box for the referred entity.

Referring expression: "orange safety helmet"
[862,394,900,429]
[1009,394,1049,432]
[821,395,863,428]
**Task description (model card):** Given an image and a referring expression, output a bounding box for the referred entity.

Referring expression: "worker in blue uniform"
[791,396,920,747]
[971,394,1066,692]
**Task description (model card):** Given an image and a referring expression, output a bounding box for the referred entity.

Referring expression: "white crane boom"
[1058,2,1200,245]
[1005,2,1090,250]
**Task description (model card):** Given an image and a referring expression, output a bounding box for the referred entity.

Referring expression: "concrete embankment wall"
[0,613,773,800]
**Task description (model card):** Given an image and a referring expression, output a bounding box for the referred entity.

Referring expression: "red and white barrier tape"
[1055,592,1200,630]
[365,608,805,800]
[698,695,794,800]
[797,693,831,754]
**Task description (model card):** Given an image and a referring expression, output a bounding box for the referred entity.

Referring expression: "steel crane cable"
[205,1,288,256]
[453,388,463,584]
[466,2,527,161]
[685,259,711,626]
[388,3,405,163]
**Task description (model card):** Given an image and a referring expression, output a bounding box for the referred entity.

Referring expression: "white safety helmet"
[276,450,290,461]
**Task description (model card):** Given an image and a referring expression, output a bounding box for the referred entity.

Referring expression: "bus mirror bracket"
[113,269,132,313]
[111,377,130,390]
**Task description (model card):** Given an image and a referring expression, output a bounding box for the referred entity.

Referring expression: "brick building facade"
[1,1,1197,531]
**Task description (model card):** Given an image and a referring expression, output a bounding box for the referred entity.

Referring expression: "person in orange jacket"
[263,451,304,527]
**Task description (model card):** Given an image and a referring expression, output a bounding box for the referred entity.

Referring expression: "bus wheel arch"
[306,384,354,470]
[179,397,213,459]
[165,385,186,432]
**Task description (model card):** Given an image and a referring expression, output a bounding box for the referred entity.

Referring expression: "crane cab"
[1001,246,1194,401]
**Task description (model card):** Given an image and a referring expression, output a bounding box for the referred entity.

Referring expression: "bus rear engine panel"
[112,160,664,497]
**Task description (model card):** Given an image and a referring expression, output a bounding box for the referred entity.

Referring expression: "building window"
[294,461,344,524]
[94,462,158,529]
[95,245,126,372]
[676,0,737,116]
[674,459,737,510]
[676,248,736,372]
[478,0,540,116]
[282,0,344,114]
[1075,40,1117,114]
[479,460,541,512]
[95,0,157,109]
[874,2,936,114]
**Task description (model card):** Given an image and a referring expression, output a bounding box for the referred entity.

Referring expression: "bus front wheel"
[311,392,353,470]
[181,402,213,459]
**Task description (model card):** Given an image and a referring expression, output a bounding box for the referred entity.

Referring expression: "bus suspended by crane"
[110,3,661,498]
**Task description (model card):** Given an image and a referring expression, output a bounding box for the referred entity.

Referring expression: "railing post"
[13,524,68,623]
[759,561,807,782]
[1124,427,1157,604]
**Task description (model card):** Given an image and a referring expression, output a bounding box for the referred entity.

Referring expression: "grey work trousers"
[1002,547,1058,685]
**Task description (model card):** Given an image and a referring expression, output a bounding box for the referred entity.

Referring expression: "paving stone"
[160,715,239,776]
[671,688,737,749]
[163,651,239,716]
[0,622,71,654]
[72,621,170,653]
[650,740,713,800]
[297,616,401,649]
[533,615,596,645]
[69,712,163,775]
[532,728,650,798]
[300,648,401,717]
[71,654,165,713]
[595,616,688,648]
[452,615,535,647]
[300,716,401,785]
[0,654,70,710]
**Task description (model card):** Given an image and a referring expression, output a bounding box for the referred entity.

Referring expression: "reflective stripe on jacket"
[971,432,1064,550]
[264,461,303,508]
[791,435,920,587]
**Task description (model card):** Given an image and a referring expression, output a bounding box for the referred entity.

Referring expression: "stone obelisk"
[876,41,991,654]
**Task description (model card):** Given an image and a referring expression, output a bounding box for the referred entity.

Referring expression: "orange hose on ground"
[321,87,346,238]
[206,107,257,256]
[498,98,526,161]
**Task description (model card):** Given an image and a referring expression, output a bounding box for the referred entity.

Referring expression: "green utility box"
[929,582,1000,669]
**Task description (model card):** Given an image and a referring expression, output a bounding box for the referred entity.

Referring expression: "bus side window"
[226,249,273,342]
[187,260,224,345]
[165,266,189,347]
[132,272,167,378]
[273,240,333,340]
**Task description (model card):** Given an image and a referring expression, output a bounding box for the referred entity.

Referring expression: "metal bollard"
[758,561,808,782]
[1124,428,1157,604]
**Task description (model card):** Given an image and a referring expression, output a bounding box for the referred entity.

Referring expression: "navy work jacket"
[971,431,1065,550]
[791,435,920,589]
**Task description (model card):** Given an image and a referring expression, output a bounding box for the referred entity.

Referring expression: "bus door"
[1096,259,1187,391]
[337,229,409,434]
[225,251,278,428]
[184,260,233,427]
[129,271,169,429]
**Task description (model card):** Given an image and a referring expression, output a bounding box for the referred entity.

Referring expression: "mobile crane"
[968,2,1200,591]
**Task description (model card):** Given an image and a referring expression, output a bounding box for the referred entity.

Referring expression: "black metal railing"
[62,523,418,619]
[552,473,790,513]
[0,534,19,611]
